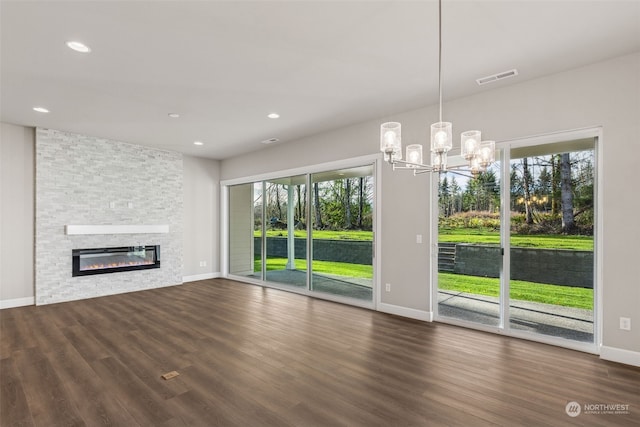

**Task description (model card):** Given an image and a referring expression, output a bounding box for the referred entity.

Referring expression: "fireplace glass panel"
[72,246,160,276]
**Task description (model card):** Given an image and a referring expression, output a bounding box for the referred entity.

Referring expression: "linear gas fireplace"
[72,246,160,277]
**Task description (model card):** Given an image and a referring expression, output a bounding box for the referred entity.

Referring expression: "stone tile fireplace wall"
[35,128,183,304]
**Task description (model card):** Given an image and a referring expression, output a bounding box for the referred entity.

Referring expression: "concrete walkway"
[438,290,594,342]
[259,269,373,301]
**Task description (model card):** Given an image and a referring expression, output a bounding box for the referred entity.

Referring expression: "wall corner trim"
[378,302,432,322]
[0,296,35,309]
[600,345,640,367]
[182,272,221,283]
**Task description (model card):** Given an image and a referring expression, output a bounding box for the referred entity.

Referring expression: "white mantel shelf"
[65,225,170,235]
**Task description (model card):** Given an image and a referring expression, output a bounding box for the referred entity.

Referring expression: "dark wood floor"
[1,279,639,426]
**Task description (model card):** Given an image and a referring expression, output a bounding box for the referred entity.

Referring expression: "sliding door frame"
[432,126,603,354]
[221,153,381,310]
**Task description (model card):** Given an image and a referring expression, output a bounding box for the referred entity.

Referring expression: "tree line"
[260,176,374,231]
[439,150,594,234]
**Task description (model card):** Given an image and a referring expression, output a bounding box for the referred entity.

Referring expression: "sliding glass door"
[229,182,262,279]
[264,175,307,288]
[310,167,374,300]
[435,133,597,348]
[508,144,595,342]
[228,163,375,304]
[437,159,502,327]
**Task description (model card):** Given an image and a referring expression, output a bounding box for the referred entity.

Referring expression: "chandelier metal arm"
[387,157,476,178]
[438,168,476,179]
[389,158,436,172]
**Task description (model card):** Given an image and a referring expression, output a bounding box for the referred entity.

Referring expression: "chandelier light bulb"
[430,122,452,154]
[465,138,477,153]
[380,122,402,160]
[479,140,496,167]
[431,151,447,172]
[461,130,481,160]
[470,156,484,175]
[406,144,423,168]
[384,131,396,147]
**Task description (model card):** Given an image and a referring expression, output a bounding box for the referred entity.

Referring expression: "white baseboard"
[600,345,640,367]
[378,302,432,322]
[182,272,221,283]
[0,296,35,309]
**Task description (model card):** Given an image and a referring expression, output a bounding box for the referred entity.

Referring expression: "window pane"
[229,182,261,278]
[263,175,308,289]
[310,166,374,301]
[509,147,595,343]
[437,162,502,327]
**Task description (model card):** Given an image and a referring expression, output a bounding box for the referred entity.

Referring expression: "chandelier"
[379,0,495,176]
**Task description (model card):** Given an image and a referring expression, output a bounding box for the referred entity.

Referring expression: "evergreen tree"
[560,153,575,233]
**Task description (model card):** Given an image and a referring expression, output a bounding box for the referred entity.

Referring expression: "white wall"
[0,123,35,307]
[183,155,220,279]
[220,52,640,356]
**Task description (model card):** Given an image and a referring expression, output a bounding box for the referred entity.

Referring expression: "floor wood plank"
[46,343,139,426]
[12,348,85,426]
[1,278,639,426]
[0,357,35,427]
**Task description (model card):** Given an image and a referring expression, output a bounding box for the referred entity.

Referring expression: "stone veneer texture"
[35,128,183,304]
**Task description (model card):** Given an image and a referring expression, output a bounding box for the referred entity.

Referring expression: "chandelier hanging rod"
[438,0,443,125]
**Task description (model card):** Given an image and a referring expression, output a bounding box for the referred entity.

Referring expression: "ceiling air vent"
[476,69,518,86]
[261,138,280,144]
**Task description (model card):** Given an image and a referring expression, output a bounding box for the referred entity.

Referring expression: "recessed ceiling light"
[33,107,50,113]
[261,138,279,144]
[193,141,204,146]
[66,41,91,53]
[267,113,280,119]
[168,113,180,118]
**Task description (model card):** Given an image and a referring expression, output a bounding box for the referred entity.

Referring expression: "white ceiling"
[1,1,639,160]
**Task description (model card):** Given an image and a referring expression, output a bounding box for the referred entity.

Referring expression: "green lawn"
[255,257,373,279]
[254,227,592,308]
[257,230,373,241]
[256,228,593,250]
[252,258,590,309]
[438,228,593,251]
[438,272,593,310]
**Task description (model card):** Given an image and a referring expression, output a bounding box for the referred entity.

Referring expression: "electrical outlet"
[416,234,423,244]
[385,283,391,292]
[620,317,631,331]
[199,261,207,267]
